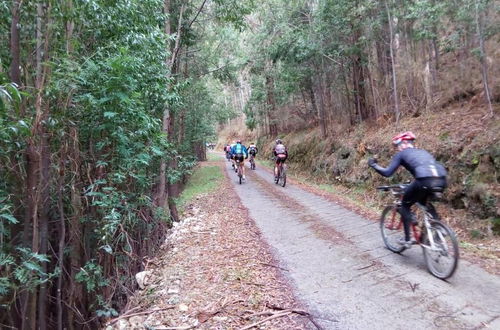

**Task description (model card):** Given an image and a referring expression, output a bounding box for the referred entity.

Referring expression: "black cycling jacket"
[371,148,447,179]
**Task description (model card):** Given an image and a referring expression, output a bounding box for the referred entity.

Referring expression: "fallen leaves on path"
[105,163,313,329]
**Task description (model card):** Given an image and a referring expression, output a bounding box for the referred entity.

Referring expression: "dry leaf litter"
[105,164,314,330]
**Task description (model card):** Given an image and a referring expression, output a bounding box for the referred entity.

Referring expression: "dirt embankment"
[252,103,499,239]
[104,162,314,329]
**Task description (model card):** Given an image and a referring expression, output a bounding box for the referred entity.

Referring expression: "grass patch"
[177,165,223,209]
[206,152,222,161]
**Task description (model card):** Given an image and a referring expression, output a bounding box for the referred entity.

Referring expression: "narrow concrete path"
[224,157,500,329]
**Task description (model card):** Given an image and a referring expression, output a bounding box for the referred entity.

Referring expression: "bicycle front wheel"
[422,221,459,279]
[380,206,406,253]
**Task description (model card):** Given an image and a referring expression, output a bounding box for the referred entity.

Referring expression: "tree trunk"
[9,0,22,86]
[324,70,335,126]
[65,0,74,54]
[194,141,206,161]
[56,144,66,330]
[167,105,180,222]
[68,127,85,329]
[265,74,278,137]
[315,68,327,138]
[154,0,173,209]
[37,125,50,330]
[474,0,494,116]
[385,0,400,125]
[352,54,368,122]
[306,77,319,122]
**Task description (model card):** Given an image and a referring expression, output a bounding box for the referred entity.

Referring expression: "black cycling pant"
[233,153,245,162]
[275,155,287,164]
[401,177,447,241]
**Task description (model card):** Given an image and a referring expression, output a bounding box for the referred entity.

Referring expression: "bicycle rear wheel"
[380,206,406,253]
[238,165,243,184]
[279,166,286,187]
[422,221,459,279]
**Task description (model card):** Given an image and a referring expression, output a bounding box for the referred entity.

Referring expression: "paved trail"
[224,157,500,329]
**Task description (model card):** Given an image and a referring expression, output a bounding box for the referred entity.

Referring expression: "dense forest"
[0,0,498,328]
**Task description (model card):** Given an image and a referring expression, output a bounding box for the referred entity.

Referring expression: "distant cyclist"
[248,143,258,158]
[273,139,288,179]
[231,140,248,180]
[368,131,447,248]
[224,144,232,161]
[230,140,237,169]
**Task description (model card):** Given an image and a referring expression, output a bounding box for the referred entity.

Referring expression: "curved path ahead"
[224,157,500,329]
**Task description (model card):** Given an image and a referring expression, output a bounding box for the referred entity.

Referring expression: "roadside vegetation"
[177,165,224,210]
[1,0,498,328]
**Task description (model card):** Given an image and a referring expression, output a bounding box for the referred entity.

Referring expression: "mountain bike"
[249,154,256,170]
[235,159,243,184]
[377,184,459,279]
[274,162,287,187]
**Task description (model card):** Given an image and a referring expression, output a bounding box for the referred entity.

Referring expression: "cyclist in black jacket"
[368,131,447,248]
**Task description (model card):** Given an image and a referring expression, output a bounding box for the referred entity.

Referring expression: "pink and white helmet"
[392,131,416,145]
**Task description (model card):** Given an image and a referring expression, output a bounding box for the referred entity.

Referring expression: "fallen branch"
[356,262,376,270]
[240,310,292,329]
[243,306,325,330]
[106,307,175,326]
[245,310,274,319]
[192,230,212,234]
[264,304,326,330]
[259,262,289,272]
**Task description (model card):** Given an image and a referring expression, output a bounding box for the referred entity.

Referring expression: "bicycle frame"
[378,184,459,279]
[379,185,456,251]
[249,154,255,169]
[385,189,430,246]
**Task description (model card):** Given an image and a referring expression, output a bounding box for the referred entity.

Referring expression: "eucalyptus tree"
[0,0,177,327]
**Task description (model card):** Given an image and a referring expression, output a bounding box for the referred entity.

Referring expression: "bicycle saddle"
[426,186,444,201]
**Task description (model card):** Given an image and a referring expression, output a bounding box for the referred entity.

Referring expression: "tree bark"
[315,69,327,138]
[65,0,74,54]
[68,127,85,329]
[9,0,22,86]
[385,0,400,125]
[306,77,319,122]
[265,74,278,137]
[154,0,173,209]
[474,0,494,116]
[352,54,368,122]
[56,144,66,330]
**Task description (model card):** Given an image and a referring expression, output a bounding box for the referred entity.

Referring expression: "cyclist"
[224,144,232,161]
[248,143,258,165]
[368,131,447,248]
[230,141,237,169]
[231,140,248,180]
[273,139,288,179]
